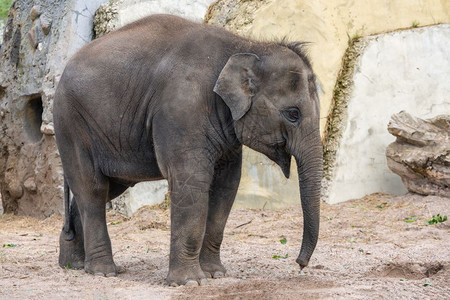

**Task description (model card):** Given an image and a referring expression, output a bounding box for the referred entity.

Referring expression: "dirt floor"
[0,193,449,299]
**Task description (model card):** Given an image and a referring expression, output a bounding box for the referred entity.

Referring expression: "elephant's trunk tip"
[296,256,309,270]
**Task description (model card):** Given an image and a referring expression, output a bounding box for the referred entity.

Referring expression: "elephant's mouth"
[245,139,291,178]
[275,145,291,178]
[267,141,291,178]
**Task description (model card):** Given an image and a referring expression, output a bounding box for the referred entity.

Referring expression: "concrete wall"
[323,25,450,203]
[207,0,450,207]
[95,0,216,37]
[208,0,449,134]
[98,0,450,214]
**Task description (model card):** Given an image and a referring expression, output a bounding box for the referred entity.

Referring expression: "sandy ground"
[0,193,449,299]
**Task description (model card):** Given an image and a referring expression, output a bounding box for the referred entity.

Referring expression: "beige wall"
[207,0,449,208]
[210,0,450,133]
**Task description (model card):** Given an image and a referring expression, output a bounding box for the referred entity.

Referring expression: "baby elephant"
[54,14,322,286]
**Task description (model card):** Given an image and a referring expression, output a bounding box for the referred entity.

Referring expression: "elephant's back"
[59,14,239,102]
[53,14,246,155]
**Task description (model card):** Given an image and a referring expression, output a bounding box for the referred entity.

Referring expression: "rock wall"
[0,0,108,217]
[1,0,448,217]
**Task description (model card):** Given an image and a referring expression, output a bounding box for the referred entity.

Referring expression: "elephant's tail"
[62,176,74,240]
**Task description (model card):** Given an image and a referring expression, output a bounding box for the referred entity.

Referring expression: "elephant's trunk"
[293,133,323,269]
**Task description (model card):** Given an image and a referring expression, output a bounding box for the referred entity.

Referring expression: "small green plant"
[326,216,333,220]
[279,237,287,245]
[426,214,447,225]
[65,262,71,270]
[156,192,171,211]
[412,20,420,28]
[2,243,17,248]
[110,221,121,225]
[351,32,362,40]
[404,216,416,223]
[272,254,289,259]
[423,282,432,287]
[376,202,388,209]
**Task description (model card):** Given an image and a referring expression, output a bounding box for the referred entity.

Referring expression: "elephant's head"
[214,43,323,269]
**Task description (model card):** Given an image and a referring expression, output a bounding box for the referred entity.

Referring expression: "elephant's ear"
[214,53,261,120]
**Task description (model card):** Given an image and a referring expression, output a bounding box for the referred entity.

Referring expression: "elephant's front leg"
[200,151,242,278]
[167,168,213,286]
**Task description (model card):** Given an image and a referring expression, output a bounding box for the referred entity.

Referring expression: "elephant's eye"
[282,107,301,123]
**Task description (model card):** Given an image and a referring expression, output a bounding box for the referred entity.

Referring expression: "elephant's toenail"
[185,280,199,286]
[213,271,224,278]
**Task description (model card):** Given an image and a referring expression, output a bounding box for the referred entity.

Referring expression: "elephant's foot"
[200,261,226,278]
[200,251,226,278]
[166,265,207,286]
[59,228,85,270]
[84,257,118,277]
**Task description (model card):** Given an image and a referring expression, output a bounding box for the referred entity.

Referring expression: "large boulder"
[386,111,450,198]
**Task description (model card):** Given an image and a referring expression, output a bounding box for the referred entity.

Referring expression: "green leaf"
[280,237,287,245]
[423,282,432,287]
[272,254,289,259]
[404,216,416,223]
[426,214,447,225]
[2,243,17,248]
[376,202,388,209]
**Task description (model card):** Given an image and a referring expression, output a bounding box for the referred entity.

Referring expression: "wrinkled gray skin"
[54,14,322,286]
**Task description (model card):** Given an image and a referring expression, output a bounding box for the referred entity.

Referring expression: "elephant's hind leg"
[77,178,117,277]
[62,150,117,276]
[59,197,85,269]
[59,183,127,270]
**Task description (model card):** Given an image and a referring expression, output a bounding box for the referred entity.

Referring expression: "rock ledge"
[386,111,450,198]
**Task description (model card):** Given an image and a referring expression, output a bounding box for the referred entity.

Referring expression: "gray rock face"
[386,111,450,198]
[0,0,108,217]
